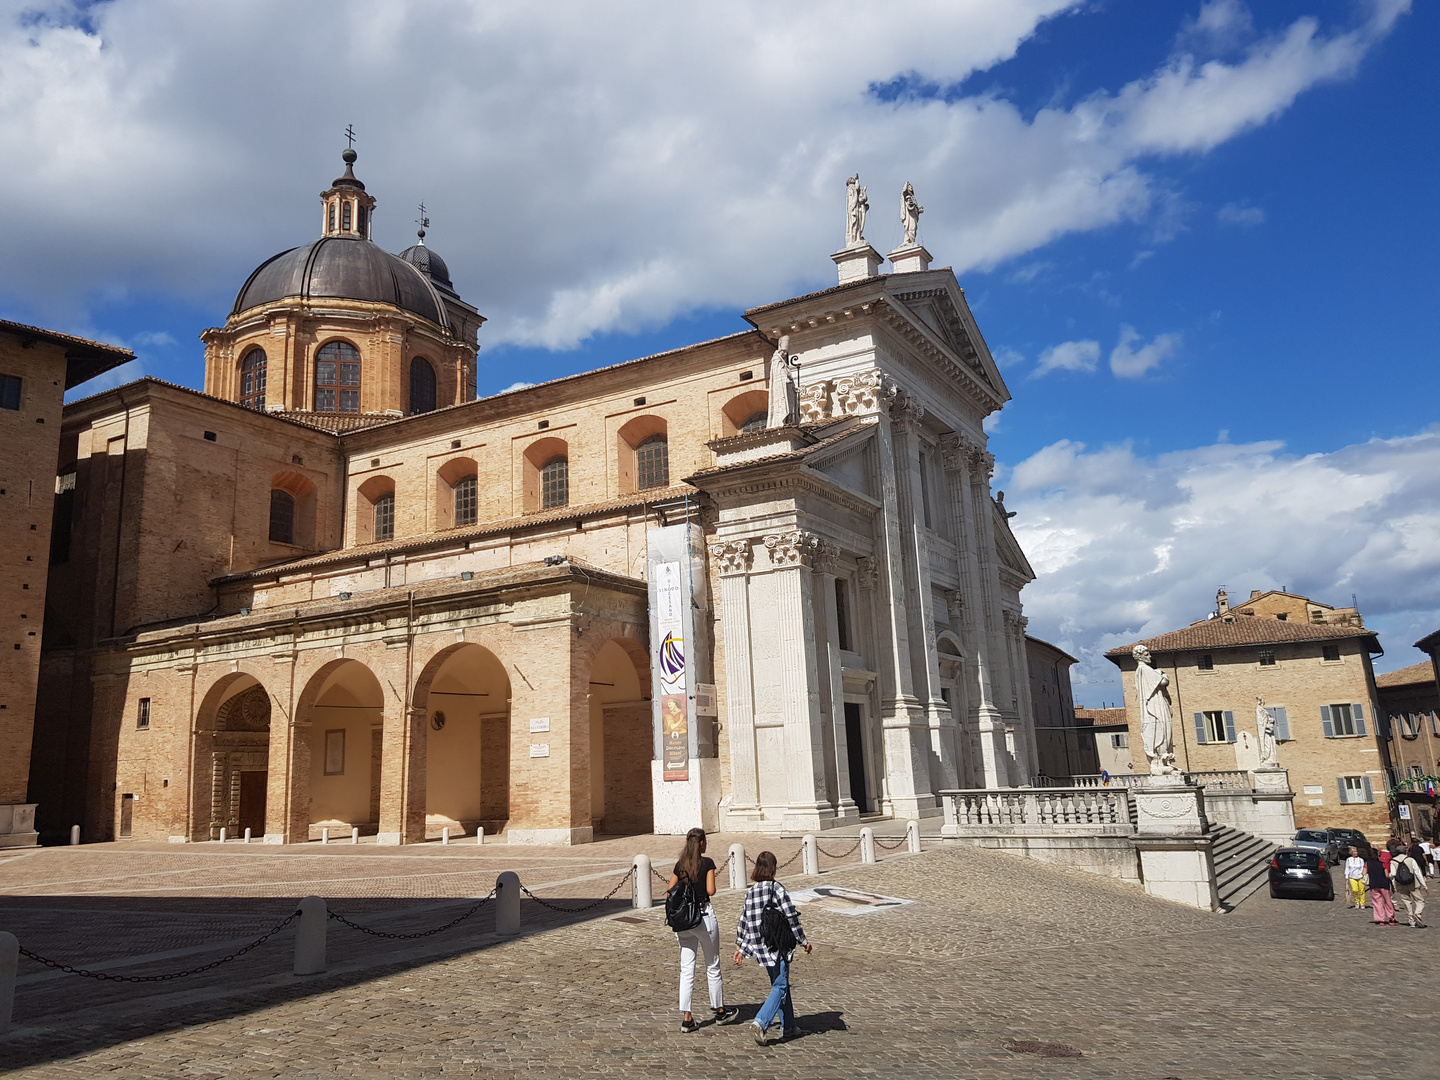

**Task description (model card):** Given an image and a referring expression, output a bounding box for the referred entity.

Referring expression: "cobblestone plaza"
[2,836,1430,1078]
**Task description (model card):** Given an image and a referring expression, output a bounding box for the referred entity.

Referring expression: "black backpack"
[665,876,703,932]
[1395,859,1416,888]
[760,885,797,955]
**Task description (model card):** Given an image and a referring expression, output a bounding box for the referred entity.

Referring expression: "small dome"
[397,242,453,289]
[232,236,448,328]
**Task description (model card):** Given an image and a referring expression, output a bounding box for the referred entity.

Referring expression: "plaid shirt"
[734,880,807,966]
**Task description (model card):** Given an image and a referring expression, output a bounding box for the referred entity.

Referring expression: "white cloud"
[499,380,535,393]
[1108,325,1181,378]
[0,1,1408,350]
[993,346,1026,369]
[1005,428,1440,703]
[1032,339,1099,378]
[131,330,176,347]
[1217,201,1265,226]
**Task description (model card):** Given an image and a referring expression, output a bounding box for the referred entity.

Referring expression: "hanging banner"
[655,560,689,781]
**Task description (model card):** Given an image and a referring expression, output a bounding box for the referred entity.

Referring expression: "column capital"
[708,538,754,575]
[763,529,833,570]
[832,369,897,418]
[855,555,880,590]
[889,389,925,430]
[798,382,831,424]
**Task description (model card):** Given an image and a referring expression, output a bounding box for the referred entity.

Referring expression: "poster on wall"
[656,560,689,781]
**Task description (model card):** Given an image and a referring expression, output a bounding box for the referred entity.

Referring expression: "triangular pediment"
[887,279,1009,404]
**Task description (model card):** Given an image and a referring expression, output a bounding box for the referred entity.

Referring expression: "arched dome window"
[409,357,437,415]
[636,433,669,490]
[328,202,336,234]
[315,341,360,414]
[373,492,395,542]
[240,348,267,411]
[540,456,568,510]
[739,411,767,433]
[342,202,352,232]
[454,475,478,528]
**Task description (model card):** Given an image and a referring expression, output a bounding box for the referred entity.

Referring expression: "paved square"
[1,836,1433,1078]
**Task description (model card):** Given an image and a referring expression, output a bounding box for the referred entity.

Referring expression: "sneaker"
[713,1007,740,1026]
[1413,922,1428,929]
[782,1026,803,1040]
[680,1018,699,1034]
[751,1022,768,1045]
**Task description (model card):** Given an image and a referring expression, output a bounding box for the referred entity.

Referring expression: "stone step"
[1206,823,1279,909]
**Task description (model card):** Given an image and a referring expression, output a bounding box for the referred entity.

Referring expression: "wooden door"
[238,771,268,838]
[119,793,134,838]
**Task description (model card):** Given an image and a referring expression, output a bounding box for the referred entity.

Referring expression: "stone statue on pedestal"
[901,182,923,245]
[1256,696,1278,767]
[1133,645,1176,775]
[845,174,868,247]
[765,334,800,428]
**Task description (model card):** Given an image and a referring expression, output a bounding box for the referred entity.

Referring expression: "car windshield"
[1296,830,1328,842]
[1277,851,1319,868]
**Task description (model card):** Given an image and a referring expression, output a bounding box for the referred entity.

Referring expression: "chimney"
[1216,588,1229,615]
[1249,589,1262,600]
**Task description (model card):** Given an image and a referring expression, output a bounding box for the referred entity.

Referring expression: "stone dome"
[232,235,449,329]
[396,241,453,290]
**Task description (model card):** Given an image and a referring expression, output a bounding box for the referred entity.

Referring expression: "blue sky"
[2,0,1436,702]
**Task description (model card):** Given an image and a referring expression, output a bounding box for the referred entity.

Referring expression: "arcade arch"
[414,643,511,839]
[301,660,385,838]
[586,637,652,835]
[192,673,273,841]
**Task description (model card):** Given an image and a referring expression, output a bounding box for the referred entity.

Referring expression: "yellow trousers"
[1348,878,1368,907]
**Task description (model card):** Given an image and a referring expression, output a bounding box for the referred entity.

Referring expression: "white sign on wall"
[529,717,551,733]
[695,683,717,718]
[529,744,550,758]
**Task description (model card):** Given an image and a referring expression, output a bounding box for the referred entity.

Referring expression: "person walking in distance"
[666,828,739,1032]
[734,850,811,1045]
[1364,845,1396,926]
[1344,846,1369,910]
[1390,843,1430,928]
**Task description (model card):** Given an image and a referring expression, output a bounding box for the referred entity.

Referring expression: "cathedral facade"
[33,151,1040,845]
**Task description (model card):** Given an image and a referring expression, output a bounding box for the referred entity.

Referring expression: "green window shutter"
[1336,777,1348,805]
[1352,703,1367,738]
[1321,705,1334,738]
[1193,712,1207,745]
[1223,711,1236,743]
[1272,707,1290,741]
[1362,776,1373,803]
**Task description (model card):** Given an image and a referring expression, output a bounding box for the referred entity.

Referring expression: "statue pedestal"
[887,243,932,274]
[1249,766,1297,845]
[1132,780,1219,911]
[832,243,884,284]
[0,803,38,848]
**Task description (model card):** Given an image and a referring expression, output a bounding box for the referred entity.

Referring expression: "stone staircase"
[1208,823,1276,909]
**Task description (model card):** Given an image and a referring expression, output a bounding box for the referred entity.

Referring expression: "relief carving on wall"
[855,555,881,590]
[708,539,754,575]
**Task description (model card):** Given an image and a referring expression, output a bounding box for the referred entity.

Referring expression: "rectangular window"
[1339,775,1373,804]
[1322,644,1341,662]
[835,578,852,651]
[0,373,21,410]
[373,493,394,542]
[1409,765,1425,779]
[1197,653,1214,671]
[136,698,150,729]
[453,476,478,528]
[1111,732,1129,749]
[1327,703,1356,737]
[1202,710,1229,743]
[1432,713,1440,738]
[324,729,346,775]
[1258,650,1276,667]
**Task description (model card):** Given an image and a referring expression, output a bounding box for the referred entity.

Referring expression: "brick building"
[1025,636,1100,781]
[1,320,131,846]
[1108,589,1390,836]
[1375,660,1440,840]
[32,150,1043,845]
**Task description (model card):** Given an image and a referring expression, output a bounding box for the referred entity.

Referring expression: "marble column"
[710,539,762,829]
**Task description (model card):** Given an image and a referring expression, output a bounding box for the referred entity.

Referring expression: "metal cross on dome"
[344,123,357,150]
[417,202,429,231]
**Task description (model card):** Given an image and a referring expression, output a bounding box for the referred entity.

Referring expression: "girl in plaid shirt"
[732,850,811,1044]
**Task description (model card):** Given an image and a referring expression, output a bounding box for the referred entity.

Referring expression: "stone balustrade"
[938,787,1132,836]
[1188,770,1254,792]
[1040,773,1145,790]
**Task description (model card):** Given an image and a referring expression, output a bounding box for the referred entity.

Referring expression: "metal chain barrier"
[519,867,634,913]
[874,836,908,850]
[329,890,496,940]
[775,849,802,871]
[17,910,301,983]
[815,837,863,859]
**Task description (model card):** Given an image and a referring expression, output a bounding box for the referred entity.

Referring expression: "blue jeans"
[754,957,795,1033]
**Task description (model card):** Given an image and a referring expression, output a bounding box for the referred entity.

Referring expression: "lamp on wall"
[337,592,352,600]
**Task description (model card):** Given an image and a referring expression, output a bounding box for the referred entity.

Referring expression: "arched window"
[540,456,568,510]
[328,202,336,233]
[409,357,437,415]
[358,205,368,237]
[739,411,767,433]
[373,492,395,542]
[269,489,295,544]
[240,348,267,411]
[636,433,669,490]
[315,341,360,414]
[454,475,478,528]
[342,202,352,232]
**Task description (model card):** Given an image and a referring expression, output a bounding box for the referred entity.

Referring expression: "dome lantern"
[321,142,375,239]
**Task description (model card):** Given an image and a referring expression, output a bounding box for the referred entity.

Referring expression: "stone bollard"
[728,843,746,891]
[351,827,359,844]
[495,871,520,936]
[906,820,920,854]
[802,835,818,876]
[69,825,79,846]
[860,827,876,864]
[321,828,329,846]
[243,827,252,844]
[219,827,227,844]
[0,930,17,1034]
[633,855,653,909]
[293,896,327,976]
[477,826,484,845]
[442,827,450,846]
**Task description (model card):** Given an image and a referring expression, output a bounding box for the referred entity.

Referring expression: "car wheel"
[1269,885,1279,899]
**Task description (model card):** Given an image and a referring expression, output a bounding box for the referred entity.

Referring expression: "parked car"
[1292,828,1342,863]
[1269,847,1335,901]
[1328,827,1369,853]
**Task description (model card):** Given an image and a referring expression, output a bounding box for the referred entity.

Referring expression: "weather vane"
[344,123,357,150]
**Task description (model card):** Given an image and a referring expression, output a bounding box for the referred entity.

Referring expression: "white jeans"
[676,907,723,1013]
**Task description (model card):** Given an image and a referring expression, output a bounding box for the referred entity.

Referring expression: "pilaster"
[710,539,763,828]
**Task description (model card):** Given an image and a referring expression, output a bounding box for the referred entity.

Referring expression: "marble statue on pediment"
[1256,696,1278,767]
[901,182,923,245]
[845,174,869,247]
[1134,645,1176,775]
[766,334,800,427]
